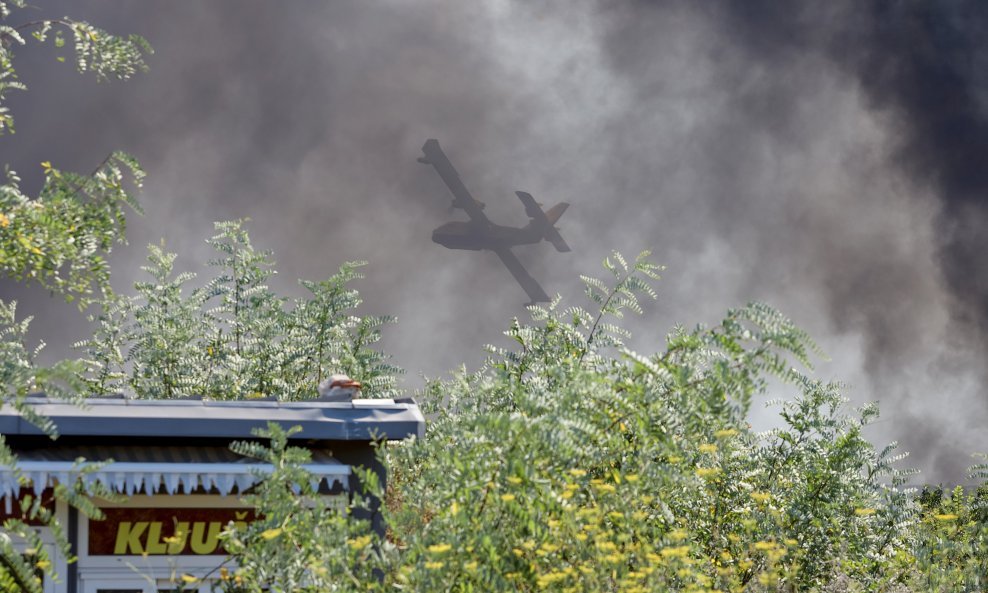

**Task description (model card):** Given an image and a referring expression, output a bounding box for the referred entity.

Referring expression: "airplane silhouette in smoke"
[418,139,570,304]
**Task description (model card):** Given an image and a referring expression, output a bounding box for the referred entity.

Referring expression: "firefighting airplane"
[418,139,570,304]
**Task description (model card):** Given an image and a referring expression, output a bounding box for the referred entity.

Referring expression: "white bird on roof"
[317,374,362,402]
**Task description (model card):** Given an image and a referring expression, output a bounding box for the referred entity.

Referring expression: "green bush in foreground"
[210,249,988,592]
[6,217,988,591]
[74,220,400,400]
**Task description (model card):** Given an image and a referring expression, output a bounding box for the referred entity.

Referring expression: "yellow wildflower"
[260,527,282,540]
[699,443,718,454]
[660,545,690,559]
[696,467,720,479]
[854,508,876,517]
[500,493,516,502]
[347,535,372,550]
[425,561,444,570]
[537,571,569,587]
[507,476,522,485]
[0,213,8,228]
[714,428,739,439]
[428,543,452,554]
[935,513,959,521]
[569,469,587,477]
[180,575,198,584]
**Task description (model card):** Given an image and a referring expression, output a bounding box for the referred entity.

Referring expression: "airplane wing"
[419,139,491,225]
[494,248,550,304]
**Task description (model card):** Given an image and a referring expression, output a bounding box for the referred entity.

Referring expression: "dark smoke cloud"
[0,1,986,482]
[695,0,988,479]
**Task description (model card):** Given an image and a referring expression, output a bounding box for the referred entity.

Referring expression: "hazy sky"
[1,1,986,483]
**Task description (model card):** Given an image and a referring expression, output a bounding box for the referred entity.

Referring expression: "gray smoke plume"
[1,1,986,483]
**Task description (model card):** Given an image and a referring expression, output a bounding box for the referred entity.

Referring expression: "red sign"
[88,507,257,556]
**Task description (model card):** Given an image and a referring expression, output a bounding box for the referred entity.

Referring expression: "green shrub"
[381,252,915,592]
[74,220,401,400]
[214,250,988,592]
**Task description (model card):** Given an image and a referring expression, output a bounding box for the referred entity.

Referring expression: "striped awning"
[1,445,349,512]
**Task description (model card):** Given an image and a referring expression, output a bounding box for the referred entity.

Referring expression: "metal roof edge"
[2,396,425,441]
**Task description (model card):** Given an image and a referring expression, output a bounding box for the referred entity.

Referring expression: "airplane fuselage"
[432,221,540,251]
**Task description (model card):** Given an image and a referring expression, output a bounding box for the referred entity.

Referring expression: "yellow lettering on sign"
[190,522,222,555]
[114,521,149,554]
[145,522,167,554]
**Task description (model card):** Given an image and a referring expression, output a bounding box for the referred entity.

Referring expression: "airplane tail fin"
[516,191,571,252]
[541,202,570,252]
[544,202,568,226]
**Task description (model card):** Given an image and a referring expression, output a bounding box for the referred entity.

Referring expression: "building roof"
[0,396,425,441]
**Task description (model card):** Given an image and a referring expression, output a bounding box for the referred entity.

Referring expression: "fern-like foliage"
[0,4,152,589]
[0,302,119,593]
[218,423,385,590]
[488,250,662,389]
[74,220,401,400]
[1,1,150,133]
[0,154,143,307]
[383,250,923,592]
